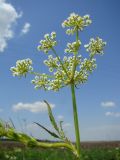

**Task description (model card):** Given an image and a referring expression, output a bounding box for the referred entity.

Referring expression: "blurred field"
[0,140,120,160]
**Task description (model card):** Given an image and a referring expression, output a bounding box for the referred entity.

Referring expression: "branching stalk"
[51,48,70,79]
[30,71,55,78]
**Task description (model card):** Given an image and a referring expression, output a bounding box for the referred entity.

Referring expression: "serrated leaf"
[44,100,59,133]
[34,122,60,139]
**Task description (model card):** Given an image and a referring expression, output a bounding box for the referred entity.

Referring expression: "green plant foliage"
[44,100,60,133]
[0,147,120,160]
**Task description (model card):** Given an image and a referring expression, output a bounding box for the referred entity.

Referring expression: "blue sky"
[0,0,120,141]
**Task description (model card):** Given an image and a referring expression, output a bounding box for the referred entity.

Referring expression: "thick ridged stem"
[37,141,73,150]
[0,127,77,157]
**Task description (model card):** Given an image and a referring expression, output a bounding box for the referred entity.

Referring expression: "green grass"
[0,147,120,160]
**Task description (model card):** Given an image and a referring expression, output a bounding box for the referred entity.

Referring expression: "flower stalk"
[9,12,106,160]
[71,83,81,159]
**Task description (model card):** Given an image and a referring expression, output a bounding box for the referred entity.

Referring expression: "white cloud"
[105,111,120,117]
[12,101,55,113]
[21,22,31,35]
[101,101,116,108]
[0,0,22,52]
[57,115,64,120]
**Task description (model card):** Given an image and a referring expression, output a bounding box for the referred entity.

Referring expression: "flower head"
[37,32,57,53]
[44,55,59,72]
[62,13,92,35]
[31,74,49,90]
[84,37,106,57]
[65,40,81,54]
[10,59,33,77]
[80,58,97,72]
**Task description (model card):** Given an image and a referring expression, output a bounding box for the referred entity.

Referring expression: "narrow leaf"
[59,121,65,138]
[44,100,59,133]
[34,122,60,139]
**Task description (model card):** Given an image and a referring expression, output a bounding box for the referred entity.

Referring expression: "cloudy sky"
[0,0,120,141]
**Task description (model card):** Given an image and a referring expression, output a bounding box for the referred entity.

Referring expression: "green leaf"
[34,122,60,139]
[59,121,65,139]
[44,100,59,133]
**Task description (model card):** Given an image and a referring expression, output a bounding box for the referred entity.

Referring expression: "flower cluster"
[65,40,81,54]
[49,79,63,91]
[74,70,88,85]
[55,55,82,85]
[10,59,33,77]
[73,58,96,85]
[62,13,92,35]
[53,56,79,86]
[44,55,59,72]
[31,73,63,91]
[15,53,98,91]
[84,37,106,57]
[31,55,86,91]
[80,58,97,72]
[31,74,49,90]
[11,13,106,92]
[37,32,57,53]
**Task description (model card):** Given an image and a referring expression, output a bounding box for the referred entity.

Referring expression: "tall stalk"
[70,29,81,159]
[71,83,81,159]
[9,13,106,160]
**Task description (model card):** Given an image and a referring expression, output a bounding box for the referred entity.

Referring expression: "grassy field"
[0,141,120,160]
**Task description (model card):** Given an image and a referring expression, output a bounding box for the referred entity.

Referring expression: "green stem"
[51,48,70,79]
[76,29,79,41]
[37,141,78,158]
[71,83,81,159]
[71,29,79,79]
[37,141,78,157]
[30,71,54,78]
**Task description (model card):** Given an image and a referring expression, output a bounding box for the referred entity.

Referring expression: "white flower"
[51,32,56,39]
[65,40,81,54]
[84,37,106,57]
[44,33,49,39]
[10,59,33,77]
[43,55,59,71]
[38,32,57,54]
[62,13,92,35]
